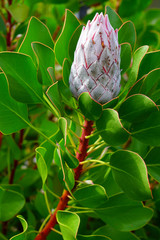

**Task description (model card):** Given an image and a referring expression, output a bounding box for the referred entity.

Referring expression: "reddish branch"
[6,0,12,47]
[9,129,24,184]
[35,120,94,240]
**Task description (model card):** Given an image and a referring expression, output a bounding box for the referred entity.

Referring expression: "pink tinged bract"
[69,12,121,104]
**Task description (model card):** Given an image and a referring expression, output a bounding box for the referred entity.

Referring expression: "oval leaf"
[119,94,158,123]
[10,215,28,240]
[0,52,43,104]
[110,150,151,201]
[19,16,54,62]
[145,147,160,183]
[0,73,28,134]
[131,111,160,146]
[0,187,25,221]
[57,211,80,240]
[79,92,102,121]
[118,21,136,50]
[74,184,108,208]
[32,42,55,85]
[55,10,80,65]
[95,193,153,231]
[96,109,129,146]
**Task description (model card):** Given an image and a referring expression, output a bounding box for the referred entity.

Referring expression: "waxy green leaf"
[7,3,29,23]
[0,73,28,134]
[118,21,136,50]
[96,109,129,146]
[36,147,48,186]
[63,58,71,87]
[131,111,160,146]
[138,50,160,79]
[57,211,80,240]
[46,82,64,117]
[145,147,160,182]
[19,17,54,62]
[119,94,158,123]
[110,150,151,201]
[69,25,83,61]
[0,52,43,104]
[95,193,153,231]
[94,225,140,240]
[105,6,123,29]
[120,43,132,73]
[10,215,28,240]
[74,184,108,208]
[78,235,110,240]
[0,187,25,221]
[32,42,55,85]
[140,68,160,103]
[55,9,80,65]
[121,46,149,97]
[79,92,102,121]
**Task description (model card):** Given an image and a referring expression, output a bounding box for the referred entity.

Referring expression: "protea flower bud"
[69,12,121,104]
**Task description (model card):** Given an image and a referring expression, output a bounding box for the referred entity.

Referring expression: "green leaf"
[103,97,119,109]
[63,150,79,169]
[140,68,160,103]
[41,130,63,170]
[57,211,80,240]
[0,52,43,104]
[118,21,136,50]
[46,82,64,117]
[73,184,108,208]
[144,147,160,183]
[59,117,67,145]
[69,25,83,61]
[56,144,75,191]
[5,135,21,159]
[95,193,153,231]
[119,0,152,17]
[120,43,132,74]
[96,109,129,146]
[119,94,158,123]
[121,46,149,96]
[10,215,28,240]
[32,42,55,85]
[131,111,160,146]
[138,50,160,79]
[110,150,151,201]
[93,225,140,240]
[0,34,7,51]
[0,187,25,221]
[105,6,123,29]
[7,3,29,23]
[36,147,48,187]
[63,58,71,87]
[19,17,54,62]
[78,235,110,240]
[79,92,102,121]
[0,73,28,134]
[55,9,80,65]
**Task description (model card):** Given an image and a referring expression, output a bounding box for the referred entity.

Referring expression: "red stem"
[35,120,94,240]
[9,129,24,184]
[6,0,12,47]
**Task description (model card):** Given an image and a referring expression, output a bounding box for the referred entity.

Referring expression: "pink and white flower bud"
[69,13,121,104]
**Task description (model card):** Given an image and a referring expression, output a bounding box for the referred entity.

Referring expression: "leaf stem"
[34,120,94,240]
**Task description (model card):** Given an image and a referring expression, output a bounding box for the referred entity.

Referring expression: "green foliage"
[0,1,160,240]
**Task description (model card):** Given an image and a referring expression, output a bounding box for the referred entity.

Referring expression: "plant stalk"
[35,120,94,240]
